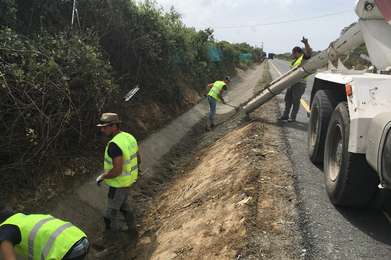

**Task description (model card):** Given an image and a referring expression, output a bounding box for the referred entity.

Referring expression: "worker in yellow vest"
[95,112,140,257]
[206,76,230,130]
[279,37,312,122]
[0,204,89,260]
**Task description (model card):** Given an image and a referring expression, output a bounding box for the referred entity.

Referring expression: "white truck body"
[243,0,391,204]
[312,0,391,191]
[315,72,391,154]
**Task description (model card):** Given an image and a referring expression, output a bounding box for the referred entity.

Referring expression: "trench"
[47,64,266,258]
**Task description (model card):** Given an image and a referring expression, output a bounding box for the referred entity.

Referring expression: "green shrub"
[0,28,116,187]
[0,0,261,189]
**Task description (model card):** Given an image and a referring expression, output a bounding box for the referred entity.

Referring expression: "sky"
[152,0,358,54]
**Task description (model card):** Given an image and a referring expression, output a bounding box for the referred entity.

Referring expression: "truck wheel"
[324,102,379,207]
[308,90,336,163]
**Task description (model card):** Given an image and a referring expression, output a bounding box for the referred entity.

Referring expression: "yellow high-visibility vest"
[291,54,304,68]
[0,213,86,260]
[104,131,139,188]
[208,81,226,102]
[291,54,309,79]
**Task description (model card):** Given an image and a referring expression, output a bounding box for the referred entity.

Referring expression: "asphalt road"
[268,59,391,259]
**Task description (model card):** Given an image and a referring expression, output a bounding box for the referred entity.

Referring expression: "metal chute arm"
[243,67,309,113]
[243,23,364,114]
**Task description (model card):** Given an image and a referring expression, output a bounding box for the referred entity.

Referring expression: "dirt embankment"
[3,62,305,260]
[125,63,304,259]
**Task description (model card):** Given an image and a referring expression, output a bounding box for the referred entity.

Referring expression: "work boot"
[205,122,211,131]
[91,236,105,251]
[94,248,110,258]
[244,112,251,121]
[94,245,119,258]
[93,231,127,258]
[278,115,288,121]
[93,237,114,258]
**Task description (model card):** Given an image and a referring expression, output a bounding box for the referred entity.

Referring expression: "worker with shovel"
[206,76,230,130]
[0,204,89,260]
[94,112,140,257]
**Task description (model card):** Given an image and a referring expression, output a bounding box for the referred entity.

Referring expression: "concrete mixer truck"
[244,0,391,208]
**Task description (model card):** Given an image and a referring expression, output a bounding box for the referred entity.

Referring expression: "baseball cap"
[96,113,121,127]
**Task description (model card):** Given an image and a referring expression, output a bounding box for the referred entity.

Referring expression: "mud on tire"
[308,90,337,163]
[324,102,379,207]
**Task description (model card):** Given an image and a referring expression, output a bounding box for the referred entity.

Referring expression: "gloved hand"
[96,173,105,186]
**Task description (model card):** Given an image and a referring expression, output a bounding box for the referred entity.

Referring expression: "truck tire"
[324,102,379,207]
[308,90,336,163]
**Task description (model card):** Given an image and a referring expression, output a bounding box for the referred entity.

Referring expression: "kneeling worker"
[0,205,89,260]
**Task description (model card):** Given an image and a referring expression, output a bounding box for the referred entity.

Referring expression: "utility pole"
[260,42,265,59]
[71,0,80,30]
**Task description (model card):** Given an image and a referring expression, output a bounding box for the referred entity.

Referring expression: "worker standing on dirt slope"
[94,112,140,257]
[206,76,230,130]
[0,204,89,260]
[279,37,312,122]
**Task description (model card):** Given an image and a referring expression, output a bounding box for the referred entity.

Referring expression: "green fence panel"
[208,47,222,62]
[239,53,253,62]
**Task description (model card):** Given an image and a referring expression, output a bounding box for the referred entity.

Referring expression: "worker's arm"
[205,83,213,97]
[218,91,225,104]
[0,241,17,260]
[301,37,312,58]
[0,225,20,260]
[218,86,228,104]
[103,156,123,179]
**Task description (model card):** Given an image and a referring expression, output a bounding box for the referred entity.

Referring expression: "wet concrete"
[51,65,265,237]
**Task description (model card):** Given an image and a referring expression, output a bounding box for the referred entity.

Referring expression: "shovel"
[224,102,240,112]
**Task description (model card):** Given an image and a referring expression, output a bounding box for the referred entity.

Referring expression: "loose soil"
[118,65,304,259]
[3,62,305,259]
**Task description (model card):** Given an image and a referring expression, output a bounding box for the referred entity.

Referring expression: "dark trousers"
[103,187,136,248]
[207,95,217,126]
[282,81,306,120]
[104,187,135,231]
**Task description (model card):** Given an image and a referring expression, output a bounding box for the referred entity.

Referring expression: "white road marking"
[270,61,283,76]
[300,99,311,113]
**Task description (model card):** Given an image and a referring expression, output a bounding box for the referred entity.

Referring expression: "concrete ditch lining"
[52,64,265,238]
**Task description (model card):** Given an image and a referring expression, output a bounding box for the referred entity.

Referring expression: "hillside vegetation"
[0,0,263,193]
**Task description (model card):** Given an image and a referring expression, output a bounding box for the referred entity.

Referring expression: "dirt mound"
[128,98,303,259]
[136,124,255,259]
[2,63,305,260]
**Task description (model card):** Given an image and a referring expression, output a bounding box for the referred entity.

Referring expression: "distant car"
[268,53,275,59]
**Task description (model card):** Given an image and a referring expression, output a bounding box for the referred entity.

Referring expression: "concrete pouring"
[51,64,265,240]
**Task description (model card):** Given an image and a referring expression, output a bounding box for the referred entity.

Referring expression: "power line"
[197,9,352,30]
